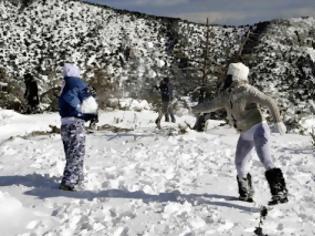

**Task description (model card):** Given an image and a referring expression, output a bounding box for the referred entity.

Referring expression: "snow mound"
[108,98,151,111]
[0,109,23,121]
[0,190,23,217]
[0,191,30,233]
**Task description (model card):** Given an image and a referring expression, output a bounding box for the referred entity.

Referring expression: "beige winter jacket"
[192,82,282,132]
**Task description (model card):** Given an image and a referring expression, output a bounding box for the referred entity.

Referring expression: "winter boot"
[171,114,176,123]
[59,182,75,191]
[165,114,170,122]
[237,173,254,202]
[155,118,161,129]
[265,168,288,205]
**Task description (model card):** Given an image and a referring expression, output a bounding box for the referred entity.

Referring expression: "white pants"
[235,122,274,178]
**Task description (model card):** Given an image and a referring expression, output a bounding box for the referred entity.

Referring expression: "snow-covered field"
[0,109,314,236]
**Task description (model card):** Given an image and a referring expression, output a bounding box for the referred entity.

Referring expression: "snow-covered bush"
[0,0,315,133]
[89,68,119,109]
[0,68,24,111]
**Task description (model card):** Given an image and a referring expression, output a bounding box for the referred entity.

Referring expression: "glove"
[91,114,99,123]
[274,122,286,135]
[83,113,98,122]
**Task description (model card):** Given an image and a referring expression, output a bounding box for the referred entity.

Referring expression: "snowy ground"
[0,109,314,236]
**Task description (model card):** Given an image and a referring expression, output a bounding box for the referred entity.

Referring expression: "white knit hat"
[227,62,249,82]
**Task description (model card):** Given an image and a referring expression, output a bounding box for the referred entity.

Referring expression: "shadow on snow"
[0,174,259,213]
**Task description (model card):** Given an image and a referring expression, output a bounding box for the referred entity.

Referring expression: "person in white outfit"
[193,62,288,205]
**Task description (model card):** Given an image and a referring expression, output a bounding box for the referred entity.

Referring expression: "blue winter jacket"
[59,76,90,119]
[59,64,94,121]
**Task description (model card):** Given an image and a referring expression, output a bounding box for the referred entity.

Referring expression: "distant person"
[24,73,39,113]
[58,63,98,191]
[192,62,288,205]
[155,77,176,129]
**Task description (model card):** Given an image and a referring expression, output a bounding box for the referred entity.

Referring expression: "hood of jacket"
[227,62,249,82]
[63,63,80,79]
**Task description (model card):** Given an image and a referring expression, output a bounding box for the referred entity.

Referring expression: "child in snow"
[58,63,98,191]
[192,62,288,205]
[155,77,176,129]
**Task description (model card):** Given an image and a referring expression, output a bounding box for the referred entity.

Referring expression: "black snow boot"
[59,182,75,191]
[265,168,288,205]
[237,173,254,202]
[155,118,161,129]
[165,114,170,122]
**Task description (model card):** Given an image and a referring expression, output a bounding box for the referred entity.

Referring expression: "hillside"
[0,0,314,132]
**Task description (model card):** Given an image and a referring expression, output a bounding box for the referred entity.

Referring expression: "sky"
[85,0,315,25]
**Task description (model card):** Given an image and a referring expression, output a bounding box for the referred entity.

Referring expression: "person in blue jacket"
[58,63,98,191]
